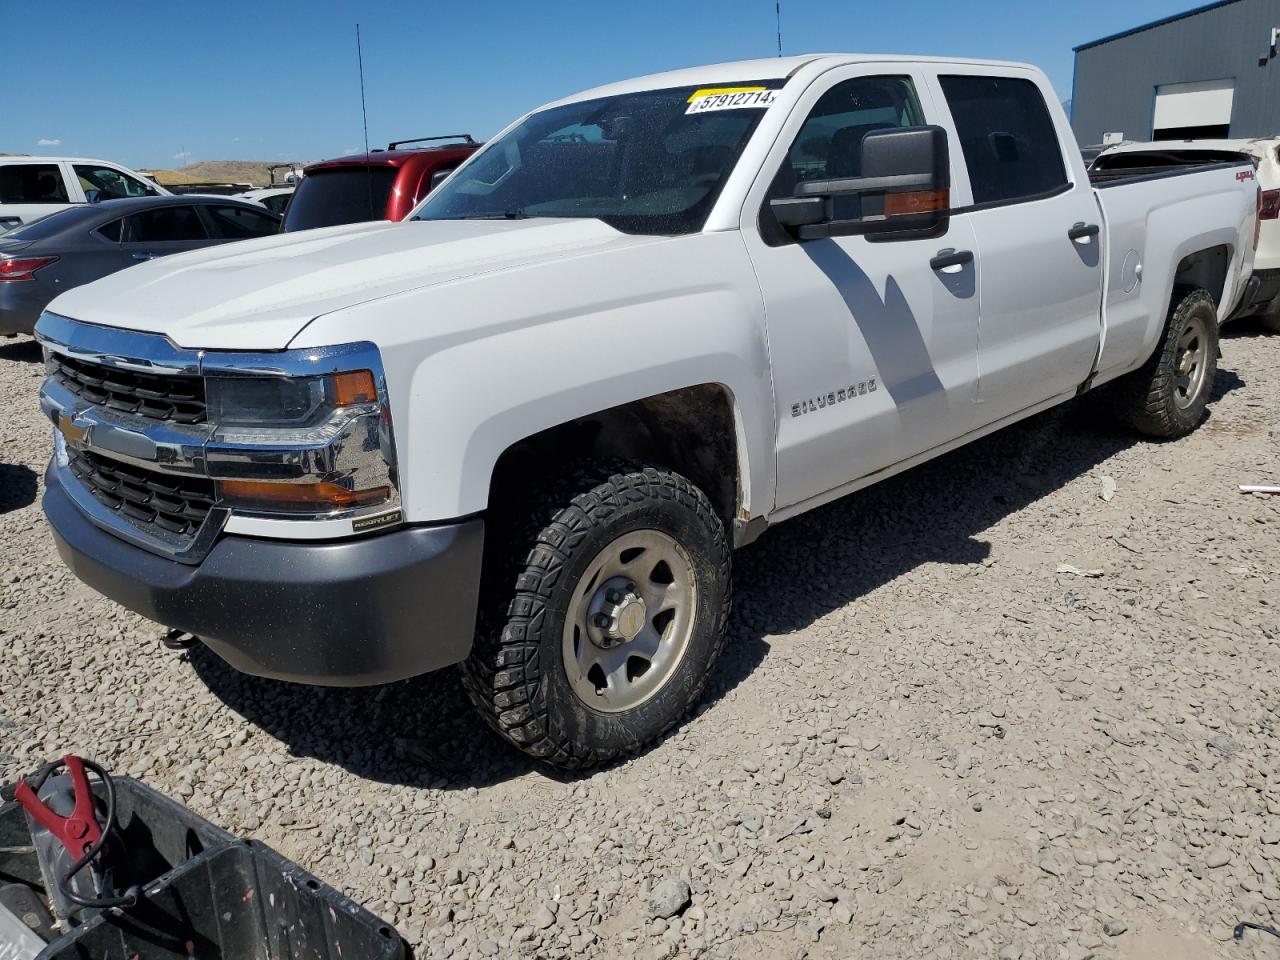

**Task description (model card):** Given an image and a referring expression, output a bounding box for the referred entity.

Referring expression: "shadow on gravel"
[0,464,38,513]
[189,650,544,789]
[0,338,41,363]
[188,367,1243,787]
[726,366,1241,643]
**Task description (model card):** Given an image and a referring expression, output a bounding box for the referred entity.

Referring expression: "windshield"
[413,82,783,235]
[283,167,399,232]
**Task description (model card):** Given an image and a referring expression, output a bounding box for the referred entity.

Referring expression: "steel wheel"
[562,529,698,713]
[1173,311,1210,409]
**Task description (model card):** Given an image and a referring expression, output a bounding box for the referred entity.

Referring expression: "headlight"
[204,368,399,517]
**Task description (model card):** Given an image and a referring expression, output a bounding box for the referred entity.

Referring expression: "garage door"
[1152,79,1235,140]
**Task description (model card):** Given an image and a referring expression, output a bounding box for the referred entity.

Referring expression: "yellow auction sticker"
[686,87,778,115]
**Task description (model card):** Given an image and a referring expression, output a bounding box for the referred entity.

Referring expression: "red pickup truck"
[281,135,480,232]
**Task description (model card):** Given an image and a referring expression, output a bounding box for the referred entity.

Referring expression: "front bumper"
[45,465,484,686]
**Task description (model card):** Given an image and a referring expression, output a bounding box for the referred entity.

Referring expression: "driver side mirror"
[771,125,951,241]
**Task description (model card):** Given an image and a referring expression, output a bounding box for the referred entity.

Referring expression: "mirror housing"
[770,125,951,241]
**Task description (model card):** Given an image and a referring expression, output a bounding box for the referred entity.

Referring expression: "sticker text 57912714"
[686,87,778,115]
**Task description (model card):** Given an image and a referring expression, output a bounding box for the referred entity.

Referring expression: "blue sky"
[4,0,1202,169]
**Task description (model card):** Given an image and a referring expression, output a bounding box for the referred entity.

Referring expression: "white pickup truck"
[35,55,1258,769]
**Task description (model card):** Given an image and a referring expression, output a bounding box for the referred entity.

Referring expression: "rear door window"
[283,168,399,231]
[0,164,71,203]
[939,75,1068,206]
[203,204,279,238]
[124,206,209,242]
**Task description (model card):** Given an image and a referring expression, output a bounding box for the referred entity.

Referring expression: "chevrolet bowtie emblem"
[57,412,93,447]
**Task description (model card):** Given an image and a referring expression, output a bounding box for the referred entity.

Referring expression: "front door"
[741,68,982,512]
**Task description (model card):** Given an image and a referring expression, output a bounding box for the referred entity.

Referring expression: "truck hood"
[46,218,659,350]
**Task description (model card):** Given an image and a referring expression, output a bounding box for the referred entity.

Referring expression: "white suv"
[0,157,170,232]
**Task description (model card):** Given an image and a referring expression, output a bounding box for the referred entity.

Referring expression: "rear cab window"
[284,167,400,231]
[0,164,71,204]
[938,75,1068,206]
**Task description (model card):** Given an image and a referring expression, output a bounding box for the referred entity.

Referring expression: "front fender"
[295,231,775,523]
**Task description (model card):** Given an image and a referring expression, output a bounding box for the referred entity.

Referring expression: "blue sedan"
[0,196,280,335]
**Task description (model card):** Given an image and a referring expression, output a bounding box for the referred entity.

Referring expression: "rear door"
[741,66,983,511]
[120,205,211,261]
[928,69,1103,422]
[0,162,75,231]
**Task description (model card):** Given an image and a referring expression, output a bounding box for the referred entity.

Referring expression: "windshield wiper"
[442,209,531,221]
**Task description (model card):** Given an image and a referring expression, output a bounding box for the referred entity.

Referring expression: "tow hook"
[161,628,200,651]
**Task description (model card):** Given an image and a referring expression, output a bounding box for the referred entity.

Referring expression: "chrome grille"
[68,449,216,538]
[51,352,207,425]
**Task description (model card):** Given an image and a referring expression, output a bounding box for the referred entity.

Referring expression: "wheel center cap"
[612,597,647,642]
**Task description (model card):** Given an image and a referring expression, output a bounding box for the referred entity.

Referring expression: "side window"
[0,164,70,204]
[204,204,279,238]
[74,165,158,202]
[96,218,124,242]
[262,193,291,215]
[762,76,924,241]
[124,206,208,243]
[938,75,1068,206]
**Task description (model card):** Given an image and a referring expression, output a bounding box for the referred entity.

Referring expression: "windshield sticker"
[686,87,778,115]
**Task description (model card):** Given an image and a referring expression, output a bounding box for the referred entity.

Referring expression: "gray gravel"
[2,323,1279,960]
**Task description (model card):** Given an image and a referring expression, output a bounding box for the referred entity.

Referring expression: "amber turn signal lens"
[332,370,377,406]
[885,189,949,217]
[218,479,390,509]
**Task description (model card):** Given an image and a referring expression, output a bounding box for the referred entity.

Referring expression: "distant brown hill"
[142,160,307,188]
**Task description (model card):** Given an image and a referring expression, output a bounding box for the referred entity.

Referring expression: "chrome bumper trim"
[35,313,403,560]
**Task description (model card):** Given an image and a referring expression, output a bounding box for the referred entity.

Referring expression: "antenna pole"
[356,23,376,218]
[776,1,782,56]
[356,24,371,158]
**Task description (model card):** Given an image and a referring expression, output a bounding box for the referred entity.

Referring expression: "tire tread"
[463,463,731,770]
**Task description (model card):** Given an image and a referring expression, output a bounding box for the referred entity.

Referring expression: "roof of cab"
[547,53,1035,107]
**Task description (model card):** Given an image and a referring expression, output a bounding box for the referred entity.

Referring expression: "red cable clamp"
[13,755,104,858]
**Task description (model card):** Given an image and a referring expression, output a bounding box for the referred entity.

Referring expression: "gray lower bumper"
[44,467,484,686]
[1234,268,1280,319]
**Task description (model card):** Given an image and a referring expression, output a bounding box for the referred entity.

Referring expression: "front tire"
[1116,287,1219,438]
[464,465,731,769]
[1260,312,1280,335]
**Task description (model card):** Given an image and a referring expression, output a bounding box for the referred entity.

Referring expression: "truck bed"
[1088,159,1251,188]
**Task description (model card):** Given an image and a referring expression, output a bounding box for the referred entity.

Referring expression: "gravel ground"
[2,324,1279,960]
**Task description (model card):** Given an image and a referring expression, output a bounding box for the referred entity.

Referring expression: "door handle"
[1068,222,1100,243]
[930,248,974,272]
[131,252,153,261]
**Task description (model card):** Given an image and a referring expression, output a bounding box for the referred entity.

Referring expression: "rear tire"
[1260,312,1280,335]
[1115,287,1219,439]
[464,464,731,770]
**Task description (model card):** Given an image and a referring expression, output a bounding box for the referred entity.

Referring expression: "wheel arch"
[1173,244,1232,315]
[487,383,756,544]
